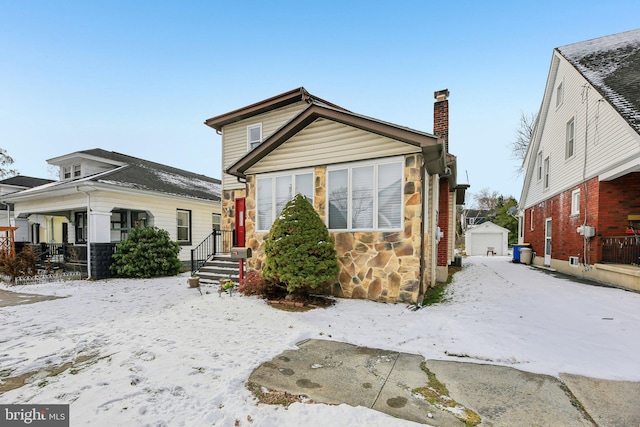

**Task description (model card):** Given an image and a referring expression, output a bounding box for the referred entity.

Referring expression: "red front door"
[235,197,246,247]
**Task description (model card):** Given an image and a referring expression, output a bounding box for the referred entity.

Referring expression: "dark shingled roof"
[0,175,54,188]
[74,149,221,202]
[557,28,640,134]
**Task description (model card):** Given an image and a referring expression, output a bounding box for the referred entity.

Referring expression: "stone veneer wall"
[244,153,425,303]
[221,189,247,233]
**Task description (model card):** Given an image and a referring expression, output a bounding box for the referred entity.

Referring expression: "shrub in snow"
[0,246,36,283]
[110,227,182,278]
[238,271,272,297]
[262,194,339,295]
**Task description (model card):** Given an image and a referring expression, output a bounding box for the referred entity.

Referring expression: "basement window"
[569,256,579,267]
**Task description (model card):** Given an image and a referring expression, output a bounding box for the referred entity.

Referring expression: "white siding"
[246,118,421,174]
[222,101,308,190]
[523,53,640,208]
[82,159,118,177]
[13,189,218,261]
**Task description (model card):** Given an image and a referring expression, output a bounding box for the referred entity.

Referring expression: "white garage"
[465,221,510,256]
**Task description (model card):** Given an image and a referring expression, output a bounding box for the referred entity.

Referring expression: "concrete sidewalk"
[249,339,640,426]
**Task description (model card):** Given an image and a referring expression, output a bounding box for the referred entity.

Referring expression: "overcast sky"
[2,1,639,202]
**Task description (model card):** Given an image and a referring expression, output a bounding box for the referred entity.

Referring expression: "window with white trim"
[571,188,580,216]
[256,169,314,231]
[176,209,191,244]
[543,156,550,189]
[565,118,575,159]
[327,158,403,231]
[247,123,262,150]
[63,166,71,180]
[75,212,87,244]
[556,81,563,108]
[73,164,81,177]
[536,151,543,181]
[529,208,534,231]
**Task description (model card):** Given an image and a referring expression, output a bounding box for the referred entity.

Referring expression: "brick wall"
[437,178,450,266]
[433,90,449,153]
[523,174,640,264]
[598,172,640,235]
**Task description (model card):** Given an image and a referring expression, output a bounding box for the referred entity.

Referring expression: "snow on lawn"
[1,256,640,426]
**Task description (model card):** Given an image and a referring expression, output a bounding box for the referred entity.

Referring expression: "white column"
[89,211,112,243]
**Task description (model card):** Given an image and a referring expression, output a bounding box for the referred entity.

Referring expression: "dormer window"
[247,123,262,150]
[62,164,81,180]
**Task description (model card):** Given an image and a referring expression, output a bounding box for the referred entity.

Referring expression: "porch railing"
[191,229,234,274]
[601,235,640,265]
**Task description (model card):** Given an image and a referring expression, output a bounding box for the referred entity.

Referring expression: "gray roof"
[0,175,54,188]
[77,149,221,202]
[9,149,221,202]
[558,28,640,134]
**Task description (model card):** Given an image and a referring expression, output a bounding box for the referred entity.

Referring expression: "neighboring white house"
[1,149,221,278]
[1,175,55,242]
[465,221,510,256]
[518,28,640,291]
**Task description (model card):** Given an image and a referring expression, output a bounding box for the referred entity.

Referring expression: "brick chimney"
[434,89,449,153]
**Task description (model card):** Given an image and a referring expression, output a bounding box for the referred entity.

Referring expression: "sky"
[1,256,639,425]
[1,1,639,202]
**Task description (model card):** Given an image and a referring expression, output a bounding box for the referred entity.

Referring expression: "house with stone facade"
[519,28,640,291]
[204,87,467,303]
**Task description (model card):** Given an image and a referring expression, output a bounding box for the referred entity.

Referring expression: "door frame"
[544,217,552,266]
[234,197,246,247]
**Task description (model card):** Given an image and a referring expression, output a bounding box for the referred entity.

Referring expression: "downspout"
[76,186,92,279]
[417,161,427,304]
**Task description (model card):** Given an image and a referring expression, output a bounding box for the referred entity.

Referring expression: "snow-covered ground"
[1,256,639,426]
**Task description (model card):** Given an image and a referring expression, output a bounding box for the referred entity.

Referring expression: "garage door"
[470,233,503,256]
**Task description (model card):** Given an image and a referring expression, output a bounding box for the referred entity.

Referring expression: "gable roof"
[3,149,221,202]
[204,87,348,132]
[225,100,446,178]
[465,221,510,234]
[557,28,640,134]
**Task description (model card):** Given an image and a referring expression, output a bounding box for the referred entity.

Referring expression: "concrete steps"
[195,255,241,284]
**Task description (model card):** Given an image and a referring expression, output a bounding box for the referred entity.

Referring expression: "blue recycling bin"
[512,243,531,263]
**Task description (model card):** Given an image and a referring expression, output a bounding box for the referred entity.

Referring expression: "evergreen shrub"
[110,227,182,278]
[262,194,339,295]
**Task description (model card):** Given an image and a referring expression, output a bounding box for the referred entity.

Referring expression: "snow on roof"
[558,28,640,134]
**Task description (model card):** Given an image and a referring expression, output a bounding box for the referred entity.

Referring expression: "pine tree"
[262,194,339,295]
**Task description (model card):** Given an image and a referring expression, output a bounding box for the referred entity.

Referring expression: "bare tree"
[511,112,537,175]
[472,188,500,211]
[0,148,18,179]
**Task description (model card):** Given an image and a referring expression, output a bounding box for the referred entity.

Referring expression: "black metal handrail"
[601,235,640,265]
[191,229,234,274]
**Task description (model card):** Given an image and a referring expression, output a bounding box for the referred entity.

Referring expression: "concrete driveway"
[0,288,63,307]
